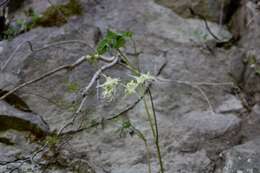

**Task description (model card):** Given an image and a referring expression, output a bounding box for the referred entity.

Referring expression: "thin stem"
[0,56,87,100]
[117,49,140,75]
[148,88,164,173]
[120,49,164,172]
[143,88,164,173]
[132,126,152,173]
[58,56,119,134]
[143,139,152,173]
[143,93,156,139]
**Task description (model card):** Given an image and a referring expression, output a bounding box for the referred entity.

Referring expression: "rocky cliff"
[0,0,260,173]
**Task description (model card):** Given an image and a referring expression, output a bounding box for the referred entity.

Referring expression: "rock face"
[216,95,243,113]
[0,73,19,90]
[0,100,49,137]
[242,104,260,140]
[237,1,260,102]
[7,0,26,13]
[161,111,241,153]
[0,0,259,172]
[154,0,234,22]
[222,138,260,173]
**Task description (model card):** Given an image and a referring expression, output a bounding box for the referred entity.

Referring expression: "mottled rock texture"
[0,0,260,173]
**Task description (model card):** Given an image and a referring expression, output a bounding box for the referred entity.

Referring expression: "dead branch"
[0,56,87,100]
[1,41,30,71]
[60,86,148,136]
[58,56,119,134]
[1,40,93,72]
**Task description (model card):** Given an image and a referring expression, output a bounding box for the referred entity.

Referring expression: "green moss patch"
[36,0,83,27]
[1,0,83,40]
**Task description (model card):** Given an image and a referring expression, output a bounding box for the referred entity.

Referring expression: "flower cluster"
[99,75,120,100]
[99,72,154,100]
[125,73,154,95]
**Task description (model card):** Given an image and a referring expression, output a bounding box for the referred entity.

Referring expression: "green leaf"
[248,56,257,66]
[96,30,133,55]
[97,39,110,55]
[106,30,117,39]
[122,31,133,38]
[113,35,125,48]
[255,67,260,75]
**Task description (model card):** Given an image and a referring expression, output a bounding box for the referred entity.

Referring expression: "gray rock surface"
[216,95,243,113]
[0,73,20,90]
[0,100,49,137]
[160,111,241,153]
[154,0,233,22]
[0,0,258,172]
[242,104,260,140]
[235,1,260,100]
[0,130,39,172]
[222,138,260,173]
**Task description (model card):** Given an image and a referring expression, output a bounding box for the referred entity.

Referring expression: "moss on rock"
[35,0,83,27]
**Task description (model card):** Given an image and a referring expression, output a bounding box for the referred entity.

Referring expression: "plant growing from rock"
[0,29,165,172]
[94,30,165,173]
[116,119,152,173]
[2,0,82,40]
[0,25,235,172]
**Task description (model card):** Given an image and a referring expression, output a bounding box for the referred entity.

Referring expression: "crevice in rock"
[0,91,49,138]
[0,115,47,138]
[0,137,14,145]
[226,0,249,42]
[223,0,243,24]
[8,0,26,14]
[0,89,31,112]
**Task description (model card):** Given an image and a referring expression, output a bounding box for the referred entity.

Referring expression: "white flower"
[134,72,155,84]
[125,80,139,95]
[99,76,120,100]
[125,72,154,95]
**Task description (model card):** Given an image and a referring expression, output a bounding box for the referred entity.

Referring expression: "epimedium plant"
[0,28,164,172]
[88,29,165,173]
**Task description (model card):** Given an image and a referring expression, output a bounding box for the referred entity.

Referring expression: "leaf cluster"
[97,30,133,55]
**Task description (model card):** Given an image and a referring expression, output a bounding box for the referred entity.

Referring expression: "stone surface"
[154,0,233,22]
[0,0,258,172]
[0,100,49,137]
[222,138,260,173]
[160,111,242,153]
[0,130,40,173]
[165,150,212,173]
[216,95,243,113]
[0,72,20,90]
[236,1,260,100]
[242,104,260,140]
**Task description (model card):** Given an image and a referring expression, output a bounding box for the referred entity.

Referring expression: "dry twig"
[58,56,119,134]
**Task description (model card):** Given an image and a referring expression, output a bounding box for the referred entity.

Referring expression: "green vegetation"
[45,134,60,147]
[93,30,164,173]
[36,0,83,27]
[66,81,80,93]
[3,0,83,40]
[245,51,260,76]
[3,27,17,40]
[115,119,152,173]
[96,30,133,55]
